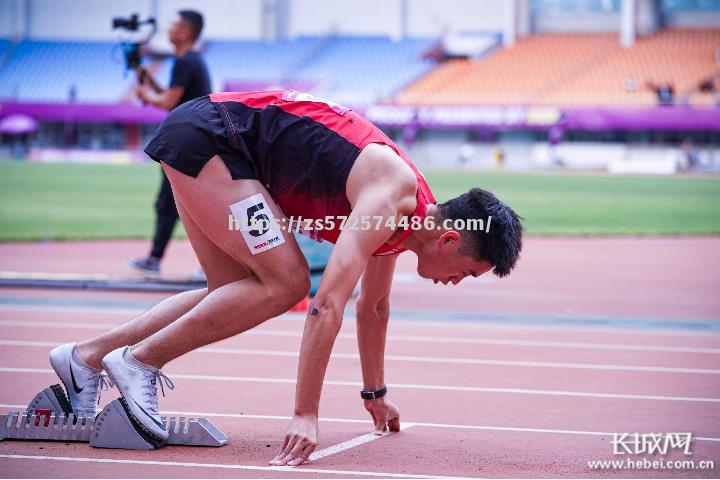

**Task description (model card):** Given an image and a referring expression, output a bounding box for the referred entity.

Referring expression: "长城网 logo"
[611,432,693,455]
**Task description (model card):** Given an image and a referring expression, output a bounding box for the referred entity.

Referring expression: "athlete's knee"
[180,286,208,296]
[267,268,311,311]
[282,270,311,306]
[206,272,251,293]
[195,287,209,297]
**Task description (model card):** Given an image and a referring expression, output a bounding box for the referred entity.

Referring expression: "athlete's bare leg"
[75,178,257,369]
[75,289,208,369]
[127,156,310,368]
[74,155,306,370]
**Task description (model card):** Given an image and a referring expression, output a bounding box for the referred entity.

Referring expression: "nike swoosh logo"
[132,399,164,429]
[69,361,84,394]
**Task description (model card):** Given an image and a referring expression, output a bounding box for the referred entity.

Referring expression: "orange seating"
[396,29,720,107]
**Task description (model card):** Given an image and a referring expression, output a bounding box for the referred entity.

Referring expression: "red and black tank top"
[209,90,436,256]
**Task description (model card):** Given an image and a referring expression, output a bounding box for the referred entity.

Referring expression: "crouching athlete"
[47,90,523,465]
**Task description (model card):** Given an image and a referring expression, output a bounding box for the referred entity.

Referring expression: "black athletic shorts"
[144,95,256,179]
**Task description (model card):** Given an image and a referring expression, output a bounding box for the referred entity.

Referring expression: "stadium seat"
[291,36,436,105]
[0,40,132,103]
[397,28,720,107]
[0,36,435,106]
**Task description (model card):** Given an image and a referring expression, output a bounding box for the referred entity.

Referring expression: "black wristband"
[360,385,387,400]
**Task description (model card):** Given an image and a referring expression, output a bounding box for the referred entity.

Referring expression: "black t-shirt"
[170,51,211,107]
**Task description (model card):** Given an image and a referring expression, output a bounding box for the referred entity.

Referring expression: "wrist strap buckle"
[360,385,387,400]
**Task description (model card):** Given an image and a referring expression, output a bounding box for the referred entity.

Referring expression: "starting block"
[0,384,228,450]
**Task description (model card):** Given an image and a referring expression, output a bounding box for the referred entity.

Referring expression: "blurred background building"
[0,0,718,173]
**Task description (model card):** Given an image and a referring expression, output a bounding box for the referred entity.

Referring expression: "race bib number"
[229,193,285,255]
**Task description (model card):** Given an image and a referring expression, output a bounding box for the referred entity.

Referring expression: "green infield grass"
[1,161,718,240]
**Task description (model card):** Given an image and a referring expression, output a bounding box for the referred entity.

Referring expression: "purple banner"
[364,104,720,131]
[1,100,719,131]
[0,101,166,124]
[562,106,720,132]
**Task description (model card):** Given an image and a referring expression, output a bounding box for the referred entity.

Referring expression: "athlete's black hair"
[178,10,204,41]
[437,188,523,278]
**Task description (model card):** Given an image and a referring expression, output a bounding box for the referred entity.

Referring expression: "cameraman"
[128,10,211,278]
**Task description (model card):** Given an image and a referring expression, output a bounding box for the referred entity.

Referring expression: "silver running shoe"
[49,342,114,416]
[101,346,174,441]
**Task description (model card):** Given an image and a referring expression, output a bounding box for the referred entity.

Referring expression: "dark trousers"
[150,170,179,259]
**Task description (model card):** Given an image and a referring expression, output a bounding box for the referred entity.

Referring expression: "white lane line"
[0,320,121,329]
[380,335,720,354]
[310,424,415,462]
[194,348,720,375]
[0,272,114,280]
[1,404,718,443]
[0,304,145,315]
[182,349,720,375]
[406,422,720,442]
[0,454,469,479]
[309,433,382,462]
[3,322,719,354]
[3,337,715,377]
[0,339,86,346]
[2,303,718,338]
[205,331,720,355]
[1,339,718,375]
[1,367,718,403]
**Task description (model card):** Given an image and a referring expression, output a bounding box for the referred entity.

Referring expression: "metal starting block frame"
[0,385,228,450]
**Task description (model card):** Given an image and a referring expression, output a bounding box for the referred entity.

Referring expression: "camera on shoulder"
[112,13,156,71]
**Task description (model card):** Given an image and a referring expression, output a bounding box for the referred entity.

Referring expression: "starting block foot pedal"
[27,384,73,417]
[1,386,228,450]
[1,411,92,442]
[91,398,165,450]
[91,398,228,450]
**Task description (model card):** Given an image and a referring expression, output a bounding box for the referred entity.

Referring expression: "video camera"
[112,14,156,71]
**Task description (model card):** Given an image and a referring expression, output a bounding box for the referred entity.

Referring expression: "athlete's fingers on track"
[270,435,292,463]
[369,410,383,433]
[272,437,313,466]
[270,449,291,466]
[374,416,388,435]
[388,414,401,432]
[287,444,315,467]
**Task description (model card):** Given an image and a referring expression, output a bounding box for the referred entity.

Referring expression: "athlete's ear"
[437,230,461,247]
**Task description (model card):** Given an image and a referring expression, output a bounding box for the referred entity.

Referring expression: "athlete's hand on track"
[364,397,401,435]
[270,414,318,466]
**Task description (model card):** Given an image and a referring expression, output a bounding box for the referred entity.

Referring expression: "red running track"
[0,238,719,477]
[1,237,719,320]
[0,293,719,477]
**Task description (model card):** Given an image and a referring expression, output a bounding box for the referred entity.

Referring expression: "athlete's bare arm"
[357,254,401,434]
[271,145,416,466]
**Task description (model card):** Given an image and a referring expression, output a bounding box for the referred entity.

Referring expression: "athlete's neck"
[402,204,441,255]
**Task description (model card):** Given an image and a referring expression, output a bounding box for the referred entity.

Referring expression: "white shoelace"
[142,370,175,416]
[96,373,115,405]
[75,371,115,412]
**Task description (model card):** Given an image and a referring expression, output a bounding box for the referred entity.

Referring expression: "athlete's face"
[416,231,493,285]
